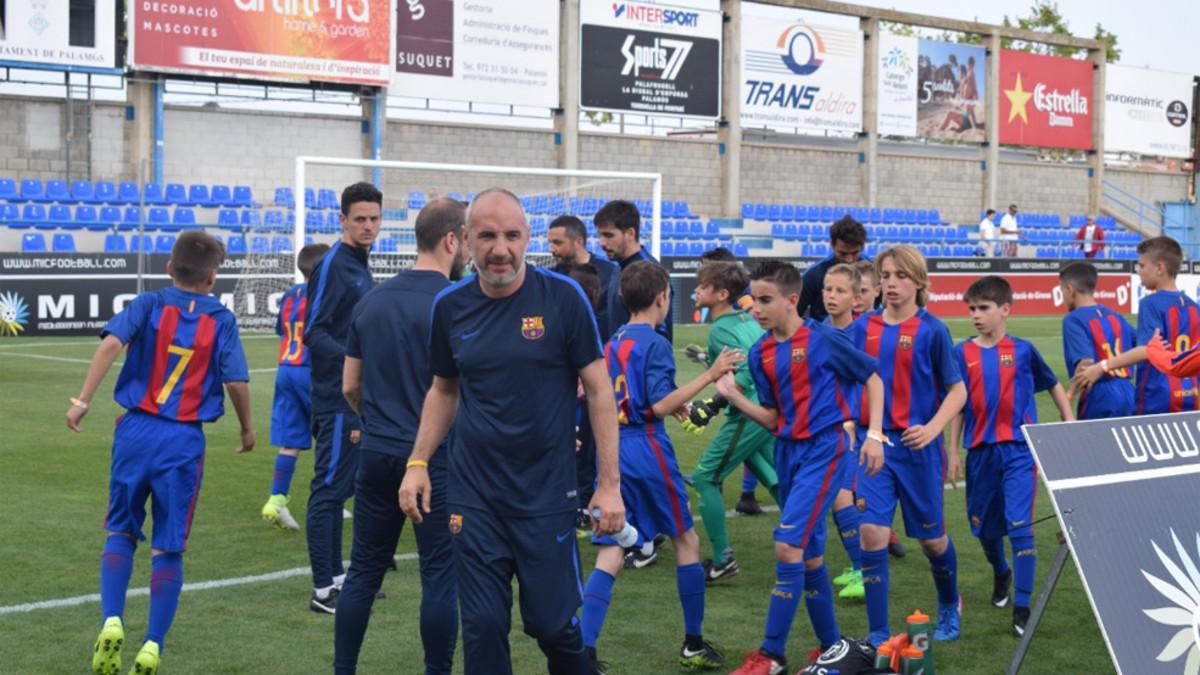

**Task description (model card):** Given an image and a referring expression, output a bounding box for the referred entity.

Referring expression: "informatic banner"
[579,0,722,119]
[391,0,559,108]
[999,50,1093,150]
[875,32,918,136]
[1025,413,1200,674]
[1105,65,1194,158]
[917,40,986,142]
[741,3,863,133]
[130,0,395,85]
[0,0,118,71]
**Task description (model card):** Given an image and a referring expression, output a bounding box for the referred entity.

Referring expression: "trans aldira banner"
[0,0,118,71]
[999,49,1093,150]
[740,2,863,134]
[579,0,722,119]
[1105,65,1194,158]
[130,0,395,85]
[392,0,559,108]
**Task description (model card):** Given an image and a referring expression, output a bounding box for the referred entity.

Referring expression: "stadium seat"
[104,233,127,253]
[0,203,19,225]
[46,180,74,203]
[117,182,140,205]
[0,177,16,201]
[326,211,340,231]
[172,208,196,227]
[660,221,675,238]
[20,179,45,202]
[148,207,171,227]
[232,185,253,207]
[768,204,783,221]
[48,205,72,227]
[274,188,294,208]
[409,191,427,210]
[251,236,270,254]
[22,233,47,252]
[732,242,749,257]
[209,185,233,207]
[227,235,247,254]
[155,235,177,253]
[165,183,188,205]
[99,206,122,226]
[129,234,153,252]
[71,180,98,203]
[752,204,769,221]
[741,203,754,219]
[52,233,76,252]
[930,209,943,225]
[804,205,820,222]
[189,184,214,207]
[75,206,99,229]
[94,181,118,204]
[675,201,691,218]
[217,209,239,229]
[264,210,285,231]
[318,189,338,211]
[303,188,317,209]
[240,209,262,229]
[121,207,142,230]
[142,183,166,205]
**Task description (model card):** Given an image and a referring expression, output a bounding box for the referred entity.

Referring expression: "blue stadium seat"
[104,233,127,253]
[142,183,166,205]
[303,188,318,210]
[0,178,16,201]
[46,180,74,203]
[232,185,253,207]
[148,207,171,226]
[165,183,188,206]
[189,184,214,207]
[227,235,247,254]
[660,242,675,257]
[771,223,784,239]
[273,238,293,253]
[48,205,72,227]
[0,203,19,226]
[117,182,139,205]
[72,181,98,203]
[318,189,338,211]
[172,208,196,226]
[376,238,398,254]
[741,203,754,219]
[155,235,177,253]
[251,236,270,254]
[706,221,719,236]
[241,210,262,229]
[93,181,117,204]
[129,234,153,252]
[868,208,882,224]
[732,242,748,257]
[120,207,142,230]
[52,233,76,252]
[20,179,45,203]
[688,242,703,257]
[753,204,769,220]
[675,201,690,218]
[409,191,427,210]
[218,209,239,228]
[688,221,702,237]
[207,184,232,207]
[274,188,294,208]
[930,209,943,225]
[22,233,47,252]
[768,204,783,221]
[660,221,674,237]
[779,204,795,222]
[785,224,798,241]
[264,210,285,230]
[326,211,340,231]
[99,206,122,226]
[75,206,100,230]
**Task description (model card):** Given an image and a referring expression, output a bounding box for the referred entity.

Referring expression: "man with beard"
[548,214,619,341]
[595,199,672,342]
[335,197,470,674]
[400,187,624,675]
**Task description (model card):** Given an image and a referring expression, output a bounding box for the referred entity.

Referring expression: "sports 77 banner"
[1024,413,1200,674]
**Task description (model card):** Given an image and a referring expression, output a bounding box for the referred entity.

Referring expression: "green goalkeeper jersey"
[707,309,766,421]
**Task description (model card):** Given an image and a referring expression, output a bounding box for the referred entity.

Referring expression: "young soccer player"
[1072,236,1200,414]
[1058,261,1136,419]
[67,231,255,675]
[948,276,1074,637]
[261,242,330,531]
[851,245,967,646]
[822,263,867,600]
[580,261,737,671]
[720,260,886,675]
[690,260,780,582]
[853,260,879,316]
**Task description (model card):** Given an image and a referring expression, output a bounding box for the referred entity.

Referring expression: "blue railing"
[1102,178,1185,236]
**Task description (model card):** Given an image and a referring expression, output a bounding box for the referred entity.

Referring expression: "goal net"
[230,158,662,332]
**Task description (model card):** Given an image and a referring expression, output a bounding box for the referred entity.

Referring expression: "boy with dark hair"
[580,261,739,671]
[595,199,673,342]
[1058,261,1136,419]
[721,260,886,675]
[68,231,255,675]
[262,242,331,531]
[1072,235,1200,414]
[690,261,780,583]
[799,216,869,322]
[949,275,1073,637]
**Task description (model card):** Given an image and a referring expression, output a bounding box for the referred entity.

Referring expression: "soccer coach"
[400,187,624,675]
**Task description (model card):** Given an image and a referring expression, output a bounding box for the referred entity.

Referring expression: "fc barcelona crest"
[999,353,1014,368]
[791,347,806,363]
[449,513,463,534]
[898,334,913,350]
[521,316,545,340]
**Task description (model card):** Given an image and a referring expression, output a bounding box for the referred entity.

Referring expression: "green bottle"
[906,609,934,675]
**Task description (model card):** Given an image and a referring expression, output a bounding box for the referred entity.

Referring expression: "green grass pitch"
[0,315,1114,674]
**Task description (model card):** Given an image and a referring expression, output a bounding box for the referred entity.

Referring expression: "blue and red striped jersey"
[102,287,249,423]
[1062,305,1135,417]
[748,319,877,440]
[852,308,962,431]
[605,323,676,428]
[1136,290,1200,414]
[955,336,1058,449]
[823,317,862,421]
[276,283,308,367]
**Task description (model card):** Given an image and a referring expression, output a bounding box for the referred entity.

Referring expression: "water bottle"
[900,646,927,675]
[906,609,934,674]
[872,640,894,670]
[591,508,639,548]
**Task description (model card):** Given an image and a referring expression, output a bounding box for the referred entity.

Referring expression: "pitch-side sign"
[579,0,722,119]
[877,35,986,143]
[1025,413,1200,674]
[1105,65,1194,158]
[999,50,1093,150]
[0,0,118,71]
[130,0,395,85]
[392,0,559,108]
[741,3,863,133]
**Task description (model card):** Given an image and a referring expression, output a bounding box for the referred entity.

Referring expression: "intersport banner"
[999,50,1093,150]
[392,0,559,108]
[130,0,395,85]
[740,3,863,133]
[1105,65,1194,158]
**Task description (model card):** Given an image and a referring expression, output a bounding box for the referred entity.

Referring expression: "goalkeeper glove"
[684,344,709,367]
[681,395,728,435]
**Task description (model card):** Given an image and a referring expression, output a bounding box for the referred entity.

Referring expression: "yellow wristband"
[406,459,429,470]
[70,397,89,410]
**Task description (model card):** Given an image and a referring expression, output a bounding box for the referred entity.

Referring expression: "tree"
[1001,1,1120,62]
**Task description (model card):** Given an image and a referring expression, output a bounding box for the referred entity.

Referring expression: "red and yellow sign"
[130,0,394,85]
[999,50,1093,150]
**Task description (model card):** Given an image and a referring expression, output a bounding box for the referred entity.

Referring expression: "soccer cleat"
[310,587,339,614]
[838,570,865,600]
[934,595,963,641]
[91,616,124,675]
[129,640,159,675]
[1012,606,1031,637]
[832,566,857,586]
[261,494,300,532]
[703,557,740,584]
[728,649,786,675]
[888,531,907,558]
[992,570,1013,608]
[735,492,763,515]
[679,639,726,670]
[622,547,657,570]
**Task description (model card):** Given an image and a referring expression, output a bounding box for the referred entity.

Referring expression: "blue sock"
[804,564,841,649]
[927,537,959,608]
[833,506,863,571]
[862,549,890,637]
[271,453,297,496]
[145,553,183,648]
[761,561,805,658]
[742,467,757,493]
[1011,535,1037,608]
[979,536,1010,576]
[99,534,136,621]
[580,569,615,649]
[677,562,705,638]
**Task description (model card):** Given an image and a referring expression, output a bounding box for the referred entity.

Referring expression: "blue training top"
[303,241,373,415]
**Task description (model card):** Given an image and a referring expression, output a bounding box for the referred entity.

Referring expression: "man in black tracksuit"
[303,182,380,613]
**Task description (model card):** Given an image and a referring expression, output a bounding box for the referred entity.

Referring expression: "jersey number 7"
[156,344,195,404]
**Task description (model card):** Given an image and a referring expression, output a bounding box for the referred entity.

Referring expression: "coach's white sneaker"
[262,494,300,531]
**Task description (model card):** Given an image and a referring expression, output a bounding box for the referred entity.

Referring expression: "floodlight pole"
[1006,538,1072,675]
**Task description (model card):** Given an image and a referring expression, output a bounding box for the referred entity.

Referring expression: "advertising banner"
[999,50,1093,150]
[917,40,986,142]
[741,3,862,133]
[392,0,559,108]
[1105,65,1194,158]
[875,32,917,137]
[130,0,395,85]
[579,0,722,119]
[0,0,118,71]
[925,272,1131,317]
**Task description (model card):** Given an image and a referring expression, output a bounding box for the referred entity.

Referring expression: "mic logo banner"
[999,50,1093,150]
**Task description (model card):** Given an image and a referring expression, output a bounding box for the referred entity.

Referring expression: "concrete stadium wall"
[741,143,861,211]
[878,153,982,224]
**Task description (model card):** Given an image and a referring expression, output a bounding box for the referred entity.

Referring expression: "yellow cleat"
[261,494,300,532]
[92,616,124,675]
[129,640,160,675]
